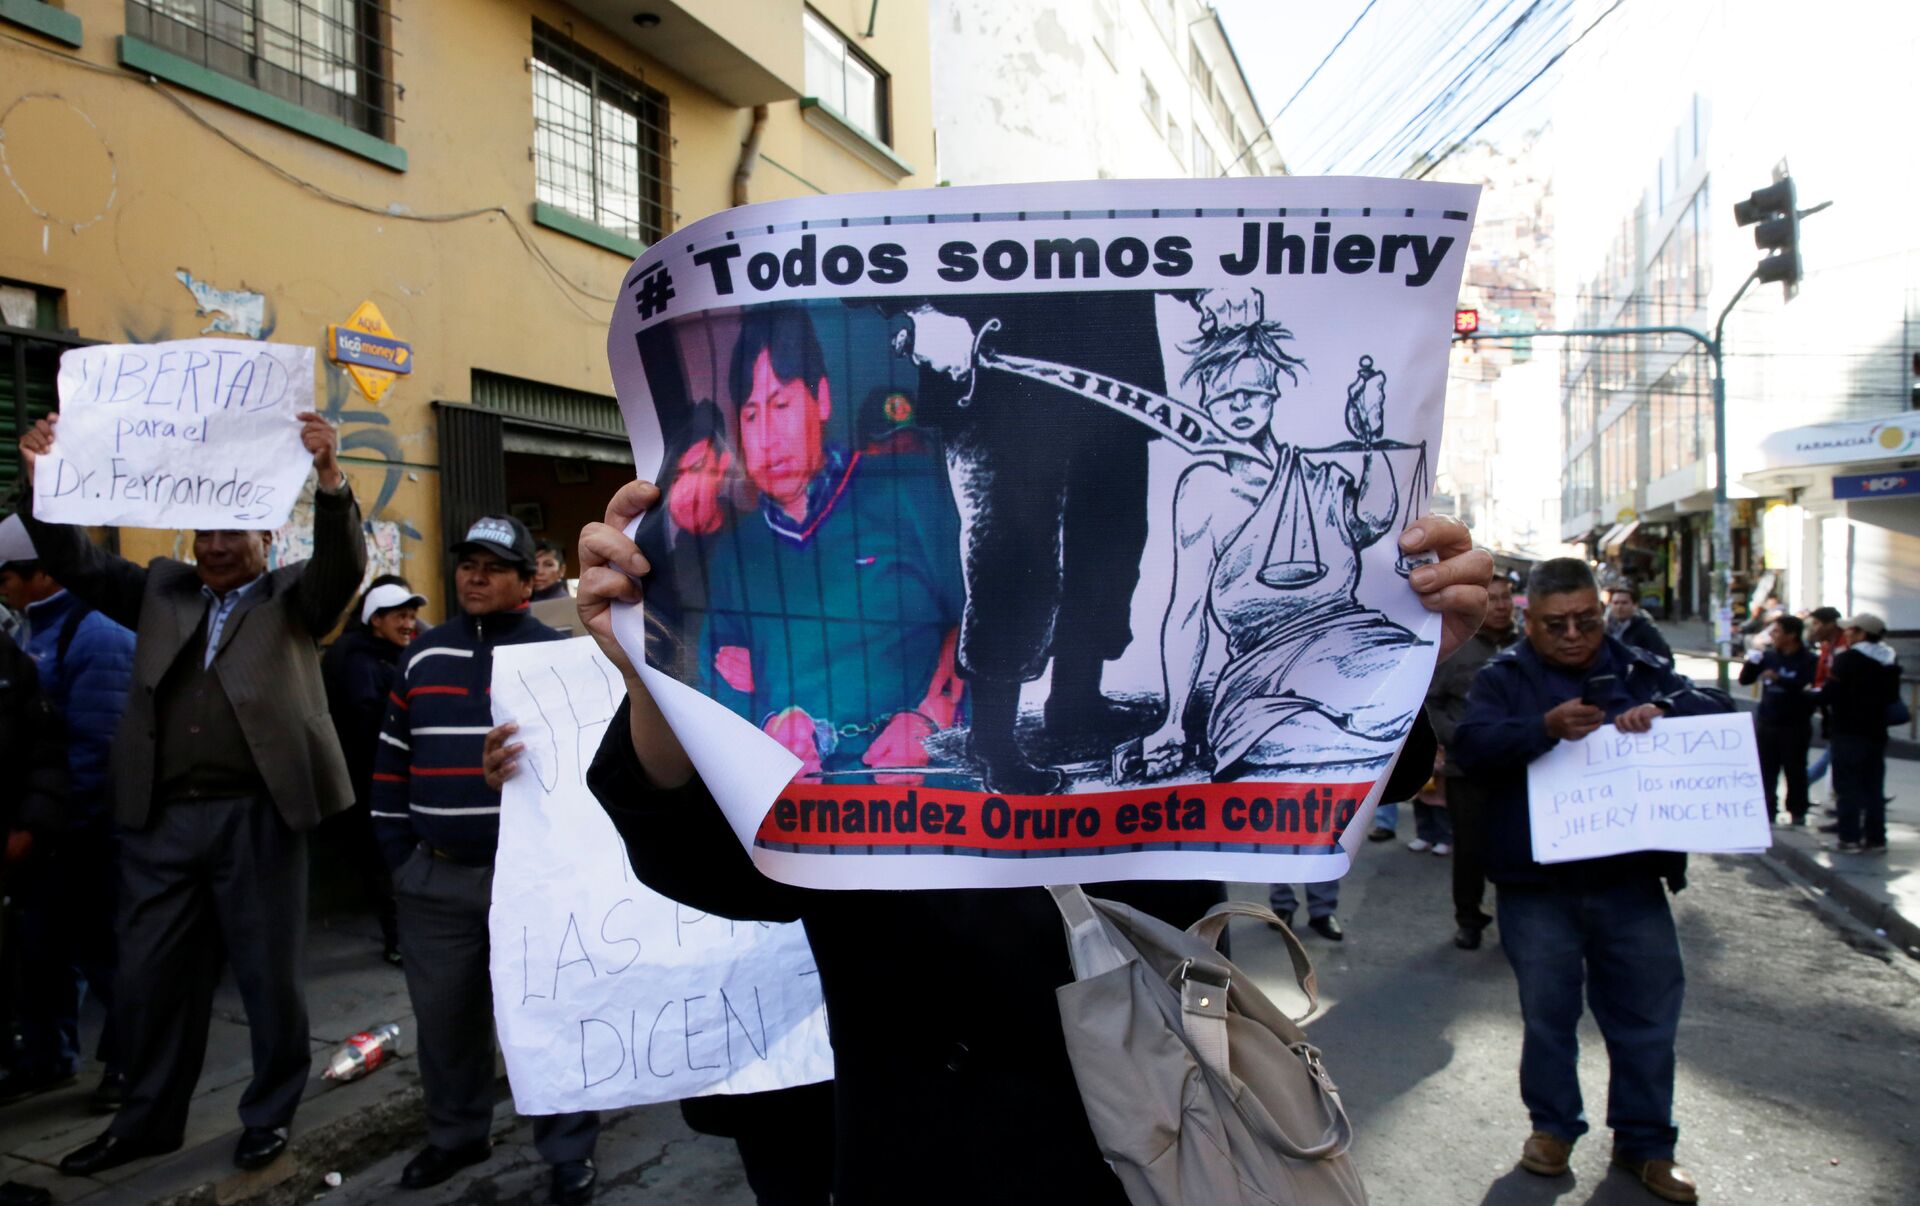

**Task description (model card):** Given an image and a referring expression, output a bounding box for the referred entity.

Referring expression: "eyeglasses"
[1537,612,1604,636]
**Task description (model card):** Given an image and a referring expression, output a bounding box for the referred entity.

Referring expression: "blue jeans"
[1372,802,1399,832]
[1496,879,1685,1161]
[1269,880,1339,920]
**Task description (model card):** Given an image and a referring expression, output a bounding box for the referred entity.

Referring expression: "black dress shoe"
[0,1181,52,1206]
[89,1069,128,1114]
[1454,924,1484,950]
[234,1126,288,1170]
[1309,915,1345,942]
[550,1159,597,1205]
[58,1131,180,1176]
[400,1142,492,1190]
[1268,911,1296,934]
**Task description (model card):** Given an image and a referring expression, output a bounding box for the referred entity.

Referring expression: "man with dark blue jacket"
[1454,558,1730,1205]
[372,516,598,1205]
[1738,614,1818,825]
[0,553,136,1109]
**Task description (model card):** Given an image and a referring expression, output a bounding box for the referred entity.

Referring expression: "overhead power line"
[1220,0,1382,175]
[1412,0,1628,179]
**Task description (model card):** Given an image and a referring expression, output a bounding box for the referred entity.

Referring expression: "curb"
[111,1066,427,1206]
[1763,845,1920,961]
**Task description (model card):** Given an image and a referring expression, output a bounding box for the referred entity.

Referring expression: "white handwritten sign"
[36,339,313,530]
[488,637,833,1114]
[1526,713,1772,863]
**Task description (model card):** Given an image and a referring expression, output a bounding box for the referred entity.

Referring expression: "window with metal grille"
[802,9,888,145]
[533,23,671,249]
[124,0,396,138]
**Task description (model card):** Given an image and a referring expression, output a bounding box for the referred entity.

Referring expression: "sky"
[1212,0,1574,178]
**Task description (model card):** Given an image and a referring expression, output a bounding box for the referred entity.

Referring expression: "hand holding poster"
[488,637,832,1114]
[606,177,1478,891]
[1526,714,1773,863]
[36,339,314,530]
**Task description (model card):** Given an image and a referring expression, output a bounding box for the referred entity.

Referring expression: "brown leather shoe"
[1519,1131,1572,1176]
[1613,1154,1699,1202]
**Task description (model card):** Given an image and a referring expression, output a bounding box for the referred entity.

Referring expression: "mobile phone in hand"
[1581,674,1617,707]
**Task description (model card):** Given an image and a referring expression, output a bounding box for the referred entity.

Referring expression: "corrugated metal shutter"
[0,328,88,514]
[435,403,506,603]
[470,370,625,440]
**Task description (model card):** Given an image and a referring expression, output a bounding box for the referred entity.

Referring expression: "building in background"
[0,0,934,613]
[1433,134,1572,574]
[1552,0,1917,630]
[927,0,1283,184]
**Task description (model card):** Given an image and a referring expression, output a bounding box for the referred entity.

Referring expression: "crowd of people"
[0,414,620,1204]
[0,396,1906,1206]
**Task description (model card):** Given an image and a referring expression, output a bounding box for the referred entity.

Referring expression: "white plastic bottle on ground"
[323,1023,402,1082]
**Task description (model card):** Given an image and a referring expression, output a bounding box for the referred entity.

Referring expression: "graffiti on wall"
[174,269,273,339]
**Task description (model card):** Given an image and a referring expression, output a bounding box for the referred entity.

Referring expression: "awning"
[1757,412,1920,471]
[1594,521,1625,551]
[1602,519,1642,557]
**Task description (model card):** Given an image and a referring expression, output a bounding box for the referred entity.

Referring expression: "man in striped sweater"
[372,515,599,1205]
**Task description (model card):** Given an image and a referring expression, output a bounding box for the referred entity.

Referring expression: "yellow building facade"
[0,0,933,617]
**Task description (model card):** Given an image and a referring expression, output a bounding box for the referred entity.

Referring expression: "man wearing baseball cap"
[1820,612,1900,854]
[372,516,599,1202]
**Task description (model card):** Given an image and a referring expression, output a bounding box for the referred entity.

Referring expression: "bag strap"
[1046,884,1128,979]
[54,600,90,670]
[1175,917,1354,1160]
[1190,900,1320,1021]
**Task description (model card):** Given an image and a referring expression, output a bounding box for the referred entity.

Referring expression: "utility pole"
[1455,171,1819,691]
[1456,312,1743,690]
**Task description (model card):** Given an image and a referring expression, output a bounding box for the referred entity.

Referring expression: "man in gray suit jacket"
[16,410,366,1176]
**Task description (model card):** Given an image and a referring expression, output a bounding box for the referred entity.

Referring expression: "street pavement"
[4,808,1915,1203]
[1241,837,1920,1206]
[312,838,1920,1205]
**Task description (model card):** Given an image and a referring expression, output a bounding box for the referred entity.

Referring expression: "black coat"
[1611,612,1673,665]
[589,699,1434,1204]
[0,627,69,836]
[321,628,403,806]
[1824,644,1901,740]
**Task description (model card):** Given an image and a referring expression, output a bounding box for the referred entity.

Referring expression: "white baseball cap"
[361,583,427,625]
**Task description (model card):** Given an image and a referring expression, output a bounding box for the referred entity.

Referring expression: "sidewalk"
[0,912,422,1205]
[1766,755,1920,959]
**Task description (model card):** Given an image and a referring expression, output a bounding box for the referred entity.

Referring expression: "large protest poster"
[37,339,313,530]
[1527,714,1772,863]
[605,178,1479,890]
[488,638,832,1114]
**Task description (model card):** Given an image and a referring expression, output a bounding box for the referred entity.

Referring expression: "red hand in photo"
[714,645,755,694]
[764,706,823,776]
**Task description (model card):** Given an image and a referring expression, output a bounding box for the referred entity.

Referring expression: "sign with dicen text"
[488,637,832,1114]
[1526,714,1772,863]
[37,339,314,530]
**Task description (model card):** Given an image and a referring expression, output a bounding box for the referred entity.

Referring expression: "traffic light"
[1733,177,1801,296]
[1454,308,1479,335]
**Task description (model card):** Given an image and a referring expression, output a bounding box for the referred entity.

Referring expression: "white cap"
[0,515,37,567]
[361,583,427,625]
